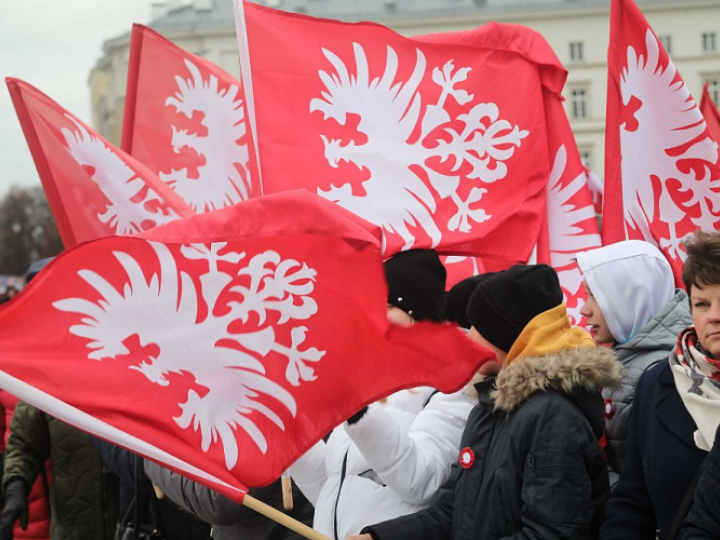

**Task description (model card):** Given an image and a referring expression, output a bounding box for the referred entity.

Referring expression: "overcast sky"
[0,1,156,196]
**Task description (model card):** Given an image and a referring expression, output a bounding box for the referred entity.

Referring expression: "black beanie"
[444,273,497,329]
[466,264,563,352]
[384,249,446,322]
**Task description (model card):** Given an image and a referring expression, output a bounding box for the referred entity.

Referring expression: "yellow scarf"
[505,304,595,365]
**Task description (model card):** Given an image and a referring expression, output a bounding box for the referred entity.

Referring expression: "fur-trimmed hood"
[490,346,622,412]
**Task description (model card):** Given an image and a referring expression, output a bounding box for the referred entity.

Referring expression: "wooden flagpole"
[281,469,294,510]
[154,483,323,539]
[242,494,331,540]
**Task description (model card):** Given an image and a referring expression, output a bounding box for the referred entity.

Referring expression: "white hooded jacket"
[576,240,675,344]
[576,240,689,484]
[289,387,474,540]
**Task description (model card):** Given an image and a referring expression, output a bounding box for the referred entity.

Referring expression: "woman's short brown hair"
[682,231,720,296]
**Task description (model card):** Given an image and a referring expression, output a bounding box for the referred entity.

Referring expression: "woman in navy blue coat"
[599,360,706,539]
[600,232,720,540]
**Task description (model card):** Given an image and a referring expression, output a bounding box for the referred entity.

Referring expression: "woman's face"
[691,282,720,358]
[580,281,614,344]
[387,305,414,327]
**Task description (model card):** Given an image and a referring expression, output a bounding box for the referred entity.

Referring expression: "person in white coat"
[290,249,476,540]
[576,240,692,487]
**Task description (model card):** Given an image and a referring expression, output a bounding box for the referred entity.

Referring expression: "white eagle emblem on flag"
[54,241,325,469]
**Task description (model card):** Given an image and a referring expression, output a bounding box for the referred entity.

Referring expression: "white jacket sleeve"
[288,438,327,506]
[345,390,473,505]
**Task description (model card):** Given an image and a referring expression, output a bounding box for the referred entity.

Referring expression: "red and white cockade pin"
[604,398,616,420]
[459,447,475,469]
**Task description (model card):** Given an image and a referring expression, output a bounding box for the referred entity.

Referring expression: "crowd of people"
[0,282,21,306]
[0,234,719,540]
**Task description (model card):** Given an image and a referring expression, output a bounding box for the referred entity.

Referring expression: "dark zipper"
[332,450,349,540]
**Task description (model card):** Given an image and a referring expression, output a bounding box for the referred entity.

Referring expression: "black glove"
[347,406,368,425]
[0,479,29,540]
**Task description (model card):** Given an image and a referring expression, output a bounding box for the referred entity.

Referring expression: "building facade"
[89,0,720,180]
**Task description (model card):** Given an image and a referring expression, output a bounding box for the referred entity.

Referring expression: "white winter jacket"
[290,387,475,539]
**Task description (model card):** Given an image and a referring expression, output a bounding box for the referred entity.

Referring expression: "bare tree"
[0,186,63,275]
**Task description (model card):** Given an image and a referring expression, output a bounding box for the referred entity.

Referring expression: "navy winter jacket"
[682,424,720,539]
[600,359,707,540]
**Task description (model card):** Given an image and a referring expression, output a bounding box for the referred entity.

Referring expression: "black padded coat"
[364,347,621,540]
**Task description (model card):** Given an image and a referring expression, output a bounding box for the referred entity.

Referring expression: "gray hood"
[614,289,692,363]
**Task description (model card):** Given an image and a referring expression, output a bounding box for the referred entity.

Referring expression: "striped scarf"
[669,327,720,451]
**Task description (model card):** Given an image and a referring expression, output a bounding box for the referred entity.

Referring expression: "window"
[707,78,720,105]
[571,88,588,119]
[658,35,672,54]
[579,149,592,168]
[703,32,717,53]
[570,41,584,62]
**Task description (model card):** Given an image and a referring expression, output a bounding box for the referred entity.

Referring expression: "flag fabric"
[700,83,720,147]
[584,165,604,217]
[538,88,601,325]
[234,2,566,261]
[0,190,489,502]
[442,256,485,290]
[6,78,193,247]
[603,0,720,285]
[122,24,258,213]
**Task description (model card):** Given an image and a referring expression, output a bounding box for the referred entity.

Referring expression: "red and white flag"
[235,2,565,261]
[0,191,489,501]
[700,83,720,147]
[6,78,193,247]
[585,165,604,216]
[603,0,720,284]
[123,25,258,213]
[442,256,485,290]
[539,89,601,325]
